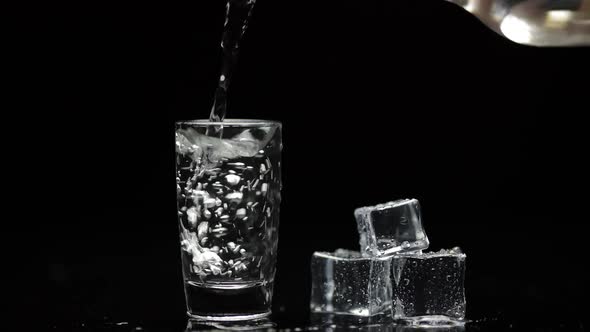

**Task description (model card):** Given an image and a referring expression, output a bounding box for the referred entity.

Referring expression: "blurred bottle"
[446,0,590,46]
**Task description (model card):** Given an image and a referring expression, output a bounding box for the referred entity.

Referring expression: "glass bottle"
[446,0,590,46]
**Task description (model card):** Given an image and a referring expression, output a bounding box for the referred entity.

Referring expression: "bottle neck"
[444,0,501,32]
[445,0,590,46]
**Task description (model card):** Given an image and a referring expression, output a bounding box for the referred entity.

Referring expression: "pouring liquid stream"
[207,0,257,137]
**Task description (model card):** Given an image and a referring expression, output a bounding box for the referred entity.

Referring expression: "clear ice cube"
[392,248,466,324]
[310,249,393,320]
[355,199,429,257]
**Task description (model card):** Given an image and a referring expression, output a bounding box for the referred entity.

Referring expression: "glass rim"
[176,118,281,127]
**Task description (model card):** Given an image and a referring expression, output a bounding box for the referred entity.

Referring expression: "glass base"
[188,311,271,322]
[185,281,273,321]
[186,317,276,331]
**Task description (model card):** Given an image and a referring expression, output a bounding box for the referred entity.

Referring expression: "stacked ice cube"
[310,198,466,326]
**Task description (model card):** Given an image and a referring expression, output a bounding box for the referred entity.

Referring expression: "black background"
[12,0,590,329]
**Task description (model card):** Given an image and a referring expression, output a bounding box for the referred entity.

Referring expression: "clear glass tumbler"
[175,119,282,321]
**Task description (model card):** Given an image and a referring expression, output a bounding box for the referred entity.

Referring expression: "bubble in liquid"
[236,208,247,218]
[225,174,241,186]
[187,207,198,226]
[197,222,209,240]
[204,198,216,208]
[225,192,244,204]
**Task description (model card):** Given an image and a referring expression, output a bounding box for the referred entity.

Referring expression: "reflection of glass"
[175,119,282,320]
[395,325,465,332]
[445,0,590,46]
[309,322,396,332]
[306,322,465,332]
[186,318,276,331]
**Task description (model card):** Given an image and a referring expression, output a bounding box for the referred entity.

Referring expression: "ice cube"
[392,248,466,324]
[355,199,429,257]
[310,249,393,323]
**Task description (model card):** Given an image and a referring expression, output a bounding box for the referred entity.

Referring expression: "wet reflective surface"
[47,316,586,331]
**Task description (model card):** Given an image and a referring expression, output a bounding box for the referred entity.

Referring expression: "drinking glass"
[175,119,282,320]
